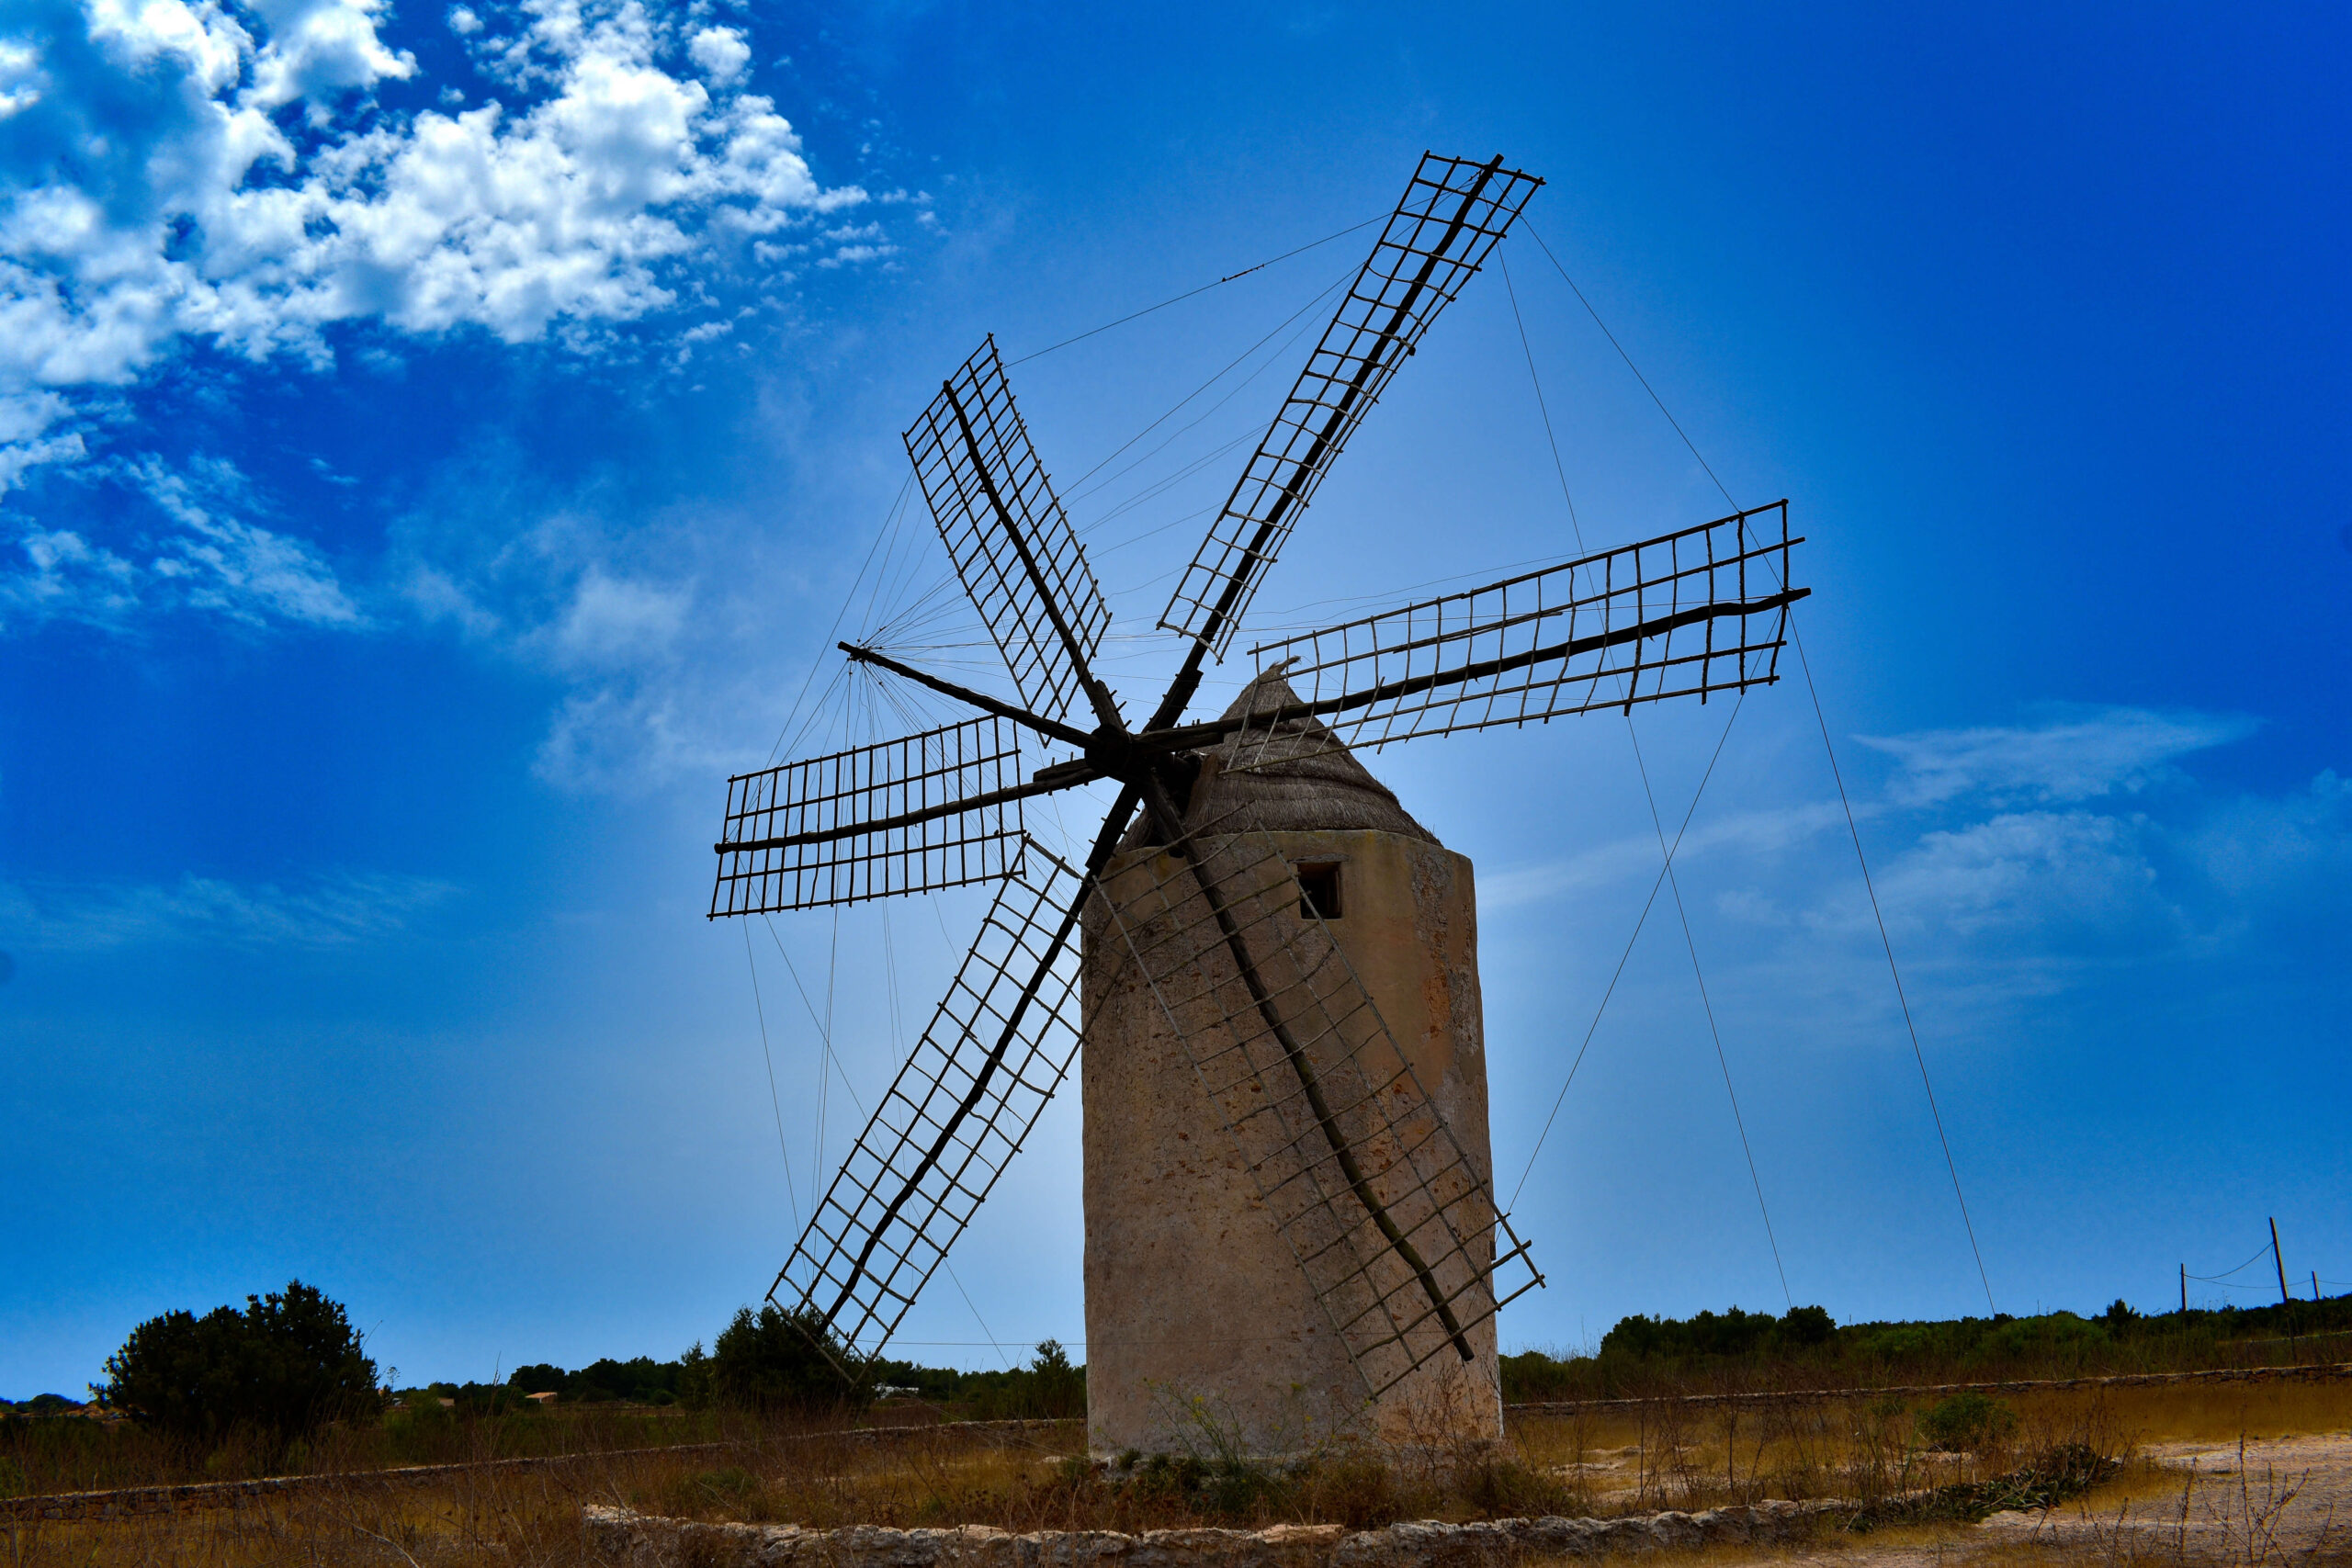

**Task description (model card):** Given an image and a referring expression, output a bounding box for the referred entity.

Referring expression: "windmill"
[708,152,1810,1450]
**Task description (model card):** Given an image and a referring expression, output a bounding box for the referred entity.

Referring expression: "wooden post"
[2272,1217,2291,1305]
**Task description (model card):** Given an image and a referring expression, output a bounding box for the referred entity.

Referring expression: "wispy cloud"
[136,458,364,627]
[0,870,458,952]
[1871,808,2184,953]
[1481,709,2350,1028]
[1479,799,1853,912]
[539,566,690,671]
[1,456,361,630]
[380,459,733,787]
[1858,707,2256,807]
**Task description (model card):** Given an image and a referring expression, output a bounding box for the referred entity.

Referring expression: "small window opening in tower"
[1295,862,1342,920]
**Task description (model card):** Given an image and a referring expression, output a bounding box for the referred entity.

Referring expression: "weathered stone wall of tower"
[1080,826,1500,1456]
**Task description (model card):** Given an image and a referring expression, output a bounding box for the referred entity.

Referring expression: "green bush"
[1980,1313,2109,1368]
[95,1280,377,1450]
[1918,1391,2018,1451]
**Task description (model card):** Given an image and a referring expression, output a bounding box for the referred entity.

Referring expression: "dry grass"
[2050,1382,2352,1446]
[1509,1389,2119,1515]
[8,1380,2347,1568]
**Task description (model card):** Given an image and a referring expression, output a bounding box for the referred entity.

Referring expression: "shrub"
[709,1304,865,1414]
[1918,1390,2018,1451]
[1979,1313,2108,1368]
[95,1280,377,1450]
[566,1356,680,1404]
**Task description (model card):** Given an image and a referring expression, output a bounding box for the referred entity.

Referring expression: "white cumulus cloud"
[0,0,867,491]
[0,37,46,118]
[242,0,418,111]
[684,24,745,85]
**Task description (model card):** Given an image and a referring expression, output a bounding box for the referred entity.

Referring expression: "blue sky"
[2,0,2346,1394]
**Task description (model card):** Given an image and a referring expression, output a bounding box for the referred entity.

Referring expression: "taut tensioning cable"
[1518,221,1996,1314]
[1006,212,1384,367]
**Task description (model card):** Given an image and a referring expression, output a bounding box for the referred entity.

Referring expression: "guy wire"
[944,1262,1016,1371]
[752,938,1020,1381]
[1509,690,1745,1210]
[1500,243,1754,1247]
[743,921,802,1230]
[1797,631,1996,1314]
[1626,715,1793,1311]
[1500,251,1585,555]
[1521,219,1996,1314]
[769,470,915,766]
[1007,212,1383,367]
[761,913,859,1203]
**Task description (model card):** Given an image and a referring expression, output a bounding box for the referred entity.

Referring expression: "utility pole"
[2316,1270,2324,1303]
[2180,1263,2188,1315]
[2272,1217,2291,1305]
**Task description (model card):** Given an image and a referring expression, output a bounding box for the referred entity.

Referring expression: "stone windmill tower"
[1083,672,1499,1452]
[702,152,1807,1452]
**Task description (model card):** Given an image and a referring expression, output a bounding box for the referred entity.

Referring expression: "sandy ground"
[1678,1434,2351,1566]
[1973,1433,2347,1561]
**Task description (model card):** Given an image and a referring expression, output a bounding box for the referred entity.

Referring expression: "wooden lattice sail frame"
[706,151,1810,1401]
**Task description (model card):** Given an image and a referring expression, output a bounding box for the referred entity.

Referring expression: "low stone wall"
[583,1499,1844,1566]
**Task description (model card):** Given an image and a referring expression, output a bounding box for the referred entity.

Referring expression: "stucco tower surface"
[1080,679,1501,1456]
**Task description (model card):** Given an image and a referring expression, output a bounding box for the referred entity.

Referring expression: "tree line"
[30,1284,1084,1460]
[1500,1292,2352,1401]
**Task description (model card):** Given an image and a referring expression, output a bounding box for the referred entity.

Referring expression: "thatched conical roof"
[1123,671,1439,848]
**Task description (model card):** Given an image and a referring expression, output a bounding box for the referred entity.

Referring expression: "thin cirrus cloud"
[379,457,741,788]
[1486,708,2348,979]
[0,869,458,952]
[1477,798,1854,914]
[0,0,882,626]
[3,456,361,631]
[1856,707,2258,807]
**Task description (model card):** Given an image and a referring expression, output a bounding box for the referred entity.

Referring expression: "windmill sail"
[711,716,1029,916]
[1158,152,1544,659]
[708,151,1673,1428]
[1231,503,1806,765]
[770,843,1086,1359]
[1092,803,1540,1400]
[906,337,1114,726]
